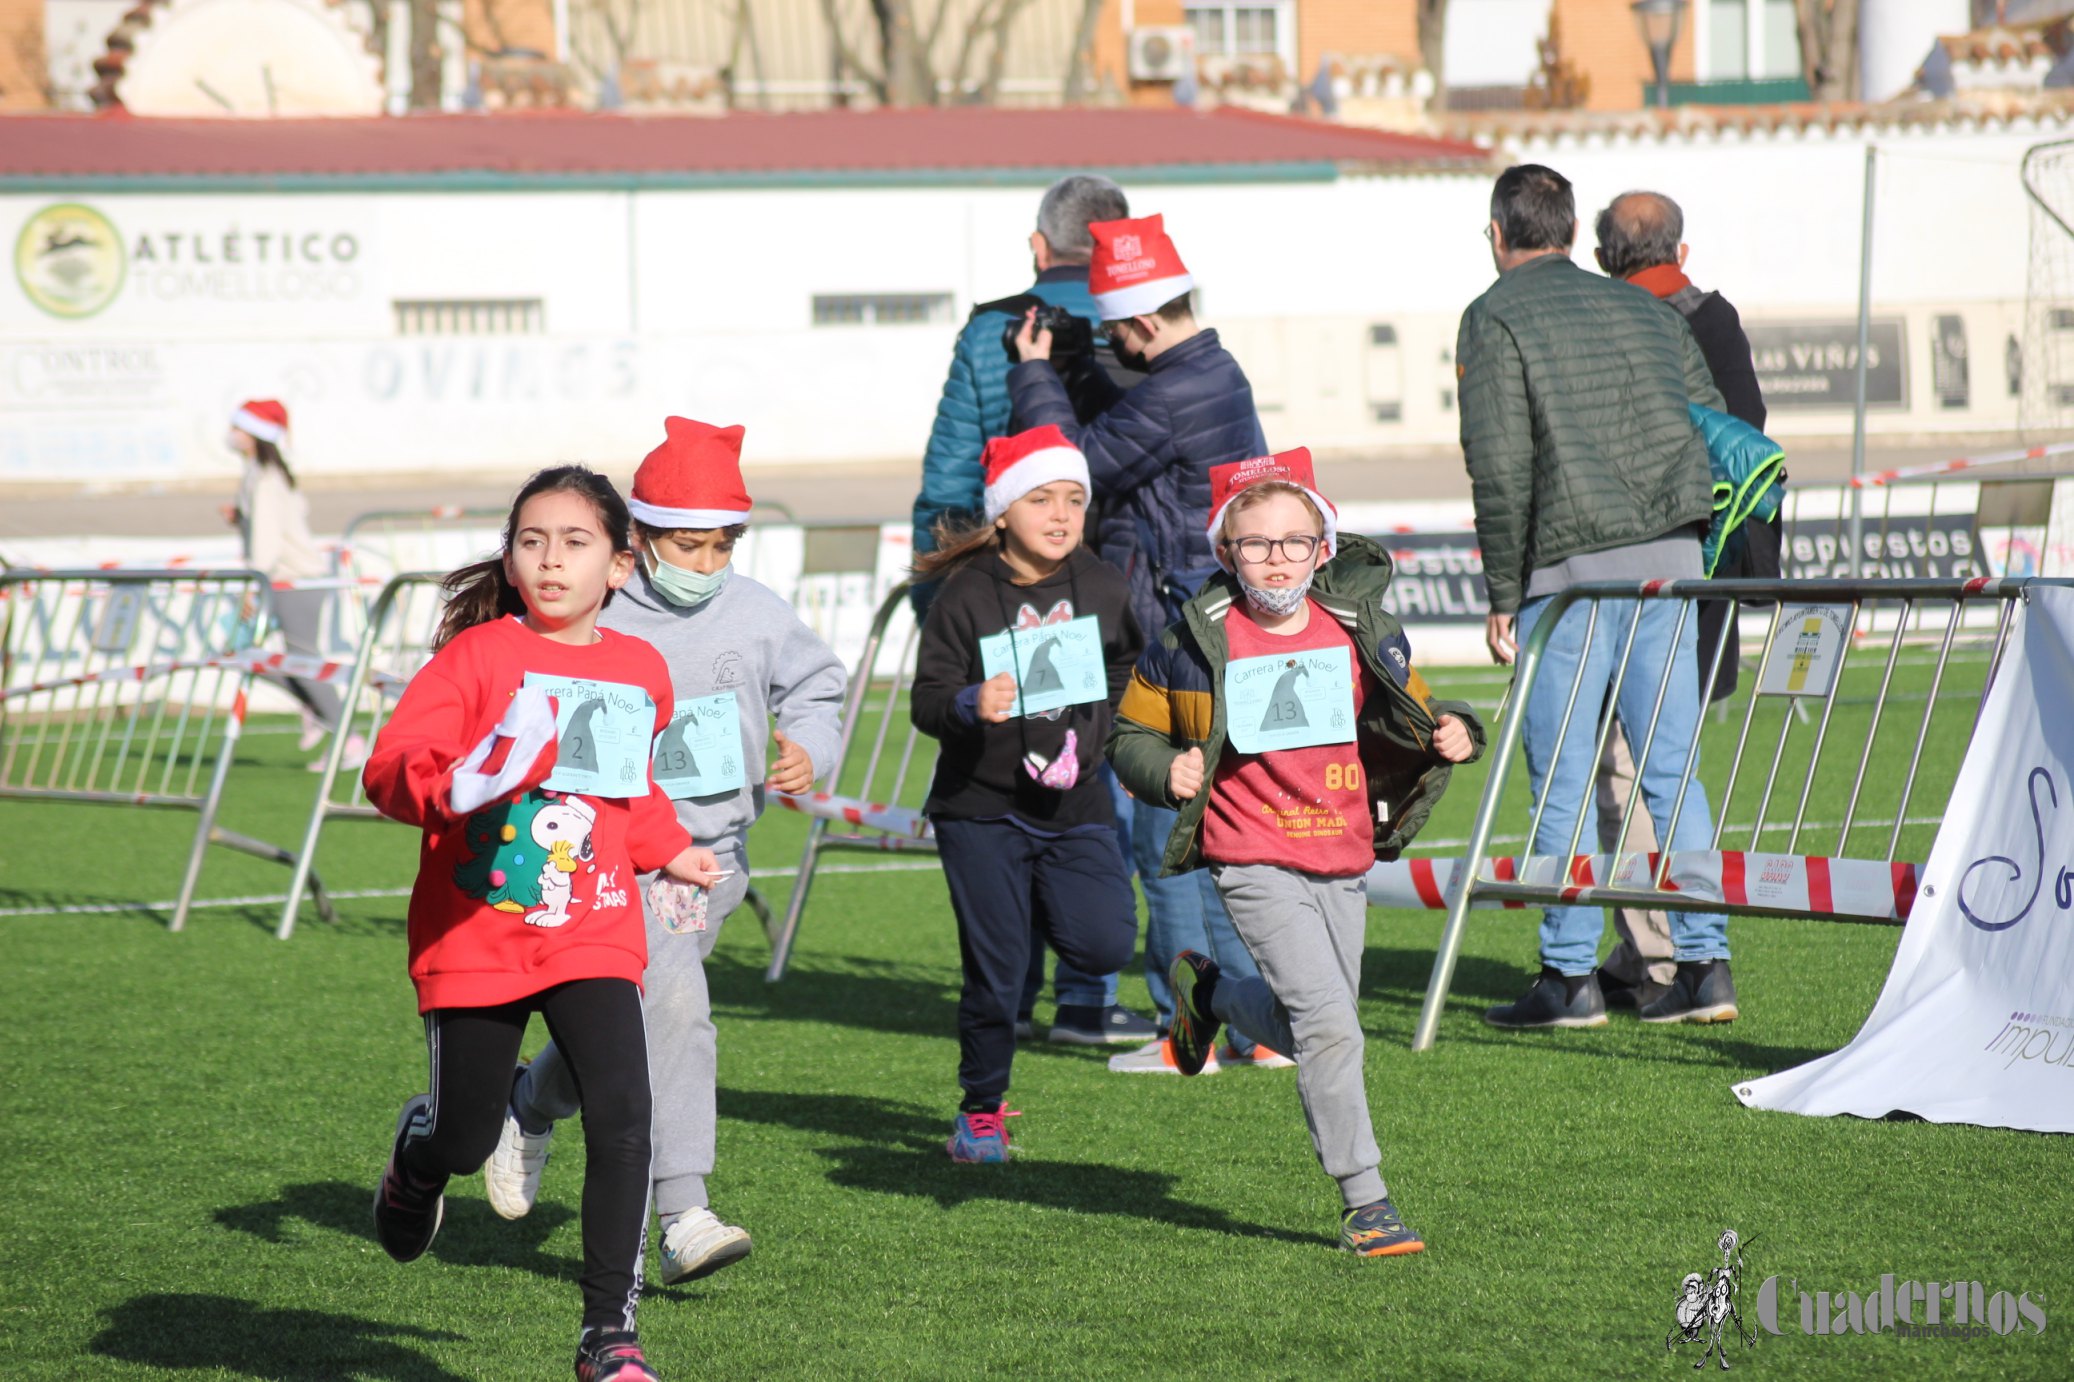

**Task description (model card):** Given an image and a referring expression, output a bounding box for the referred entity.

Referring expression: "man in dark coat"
[1587,190,1776,1011]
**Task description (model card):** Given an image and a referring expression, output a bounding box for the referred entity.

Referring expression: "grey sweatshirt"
[600,565,847,860]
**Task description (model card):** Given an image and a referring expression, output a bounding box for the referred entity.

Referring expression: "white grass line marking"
[0,859,942,920]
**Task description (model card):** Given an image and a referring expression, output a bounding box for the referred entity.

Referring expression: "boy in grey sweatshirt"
[488,418,846,1285]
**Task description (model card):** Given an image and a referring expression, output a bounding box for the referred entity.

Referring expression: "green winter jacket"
[1456,254,1726,613]
[1105,534,1485,877]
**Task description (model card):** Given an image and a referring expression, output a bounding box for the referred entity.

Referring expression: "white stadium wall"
[0,120,2056,485]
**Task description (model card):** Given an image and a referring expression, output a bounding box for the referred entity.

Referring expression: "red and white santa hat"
[982,425,1090,524]
[230,399,289,446]
[1207,447,1339,566]
[1088,213,1194,321]
[629,416,753,529]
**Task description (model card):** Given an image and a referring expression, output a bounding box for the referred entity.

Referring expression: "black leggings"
[401,978,652,1333]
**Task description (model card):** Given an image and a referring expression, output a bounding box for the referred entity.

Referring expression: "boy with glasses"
[1107,450,1482,1254]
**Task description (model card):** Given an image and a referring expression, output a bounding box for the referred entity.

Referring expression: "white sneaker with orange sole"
[1106,1037,1222,1074]
[1218,1043,1296,1069]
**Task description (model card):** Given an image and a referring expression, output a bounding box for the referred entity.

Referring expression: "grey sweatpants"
[269,587,342,729]
[519,843,751,1219]
[1209,863,1386,1209]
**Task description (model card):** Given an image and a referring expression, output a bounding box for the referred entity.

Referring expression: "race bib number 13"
[1222,648,1358,755]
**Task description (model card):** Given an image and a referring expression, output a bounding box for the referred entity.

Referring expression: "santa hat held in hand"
[1087,213,1194,321]
[629,417,753,529]
[982,425,1090,524]
[230,399,290,446]
[1206,447,1339,568]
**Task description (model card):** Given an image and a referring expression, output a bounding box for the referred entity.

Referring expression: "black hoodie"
[911,545,1143,830]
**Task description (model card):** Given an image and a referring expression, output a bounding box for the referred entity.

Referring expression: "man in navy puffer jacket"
[1007,213,1267,642]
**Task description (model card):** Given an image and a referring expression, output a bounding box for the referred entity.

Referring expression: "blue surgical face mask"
[645,548,731,607]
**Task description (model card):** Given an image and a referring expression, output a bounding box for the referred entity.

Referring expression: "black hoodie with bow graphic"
[911,545,1143,831]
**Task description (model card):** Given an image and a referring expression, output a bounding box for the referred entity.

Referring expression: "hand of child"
[766,728,815,795]
[1169,746,1205,801]
[1433,714,1475,764]
[1013,306,1053,364]
[662,846,724,889]
[977,672,1019,723]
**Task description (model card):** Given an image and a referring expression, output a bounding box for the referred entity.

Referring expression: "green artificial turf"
[2,661,2068,1380]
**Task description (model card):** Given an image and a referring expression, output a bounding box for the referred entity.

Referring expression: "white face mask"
[644,548,731,607]
[1240,570,1316,617]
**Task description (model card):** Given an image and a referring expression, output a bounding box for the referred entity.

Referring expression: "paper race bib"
[521,673,655,799]
[652,693,747,799]
[978,614,1107,717]
[1222,647,1358,755]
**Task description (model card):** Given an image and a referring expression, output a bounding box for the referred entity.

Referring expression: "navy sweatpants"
[934,817,1138,1103]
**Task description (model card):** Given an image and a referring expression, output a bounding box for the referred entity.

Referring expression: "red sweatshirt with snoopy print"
[363,615,692,1012]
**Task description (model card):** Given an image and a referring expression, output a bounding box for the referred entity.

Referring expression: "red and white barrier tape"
[768,789,933,840]
[3,650,407,702]
[1847,439,2074,490]
[1368,850,1919,921]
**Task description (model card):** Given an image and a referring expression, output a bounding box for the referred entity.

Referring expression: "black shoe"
[1595,967,1672,1011]
[372,1095,445,1262]
[1168,951,1223,1075]
[1014,1016,1036,1042]
[575,1328,660,1382]
[1483,968,1608,1029]
[1639,960,1739,1024]
[1047,1003,1160,1045]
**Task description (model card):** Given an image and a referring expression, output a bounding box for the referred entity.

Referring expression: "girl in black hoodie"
[910,426,1143,1162]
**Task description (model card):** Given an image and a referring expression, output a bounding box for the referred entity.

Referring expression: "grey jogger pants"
[1209,863,1386,1209]
[520,844,752,1219]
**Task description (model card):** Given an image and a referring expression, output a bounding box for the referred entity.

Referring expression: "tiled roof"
[0,107,1491,187]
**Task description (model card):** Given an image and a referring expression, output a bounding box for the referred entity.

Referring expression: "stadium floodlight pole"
[1849,144,1877,578]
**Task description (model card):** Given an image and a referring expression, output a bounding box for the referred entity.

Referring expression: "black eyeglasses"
[1482,225,1495,244]
[1228,535,1322,564]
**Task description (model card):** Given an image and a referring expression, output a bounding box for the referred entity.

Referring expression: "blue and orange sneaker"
[574,1328,660,1381]
[946,1106,1020,1163]
[1168,951,1222,1076]
[1340,1198,1425,1257]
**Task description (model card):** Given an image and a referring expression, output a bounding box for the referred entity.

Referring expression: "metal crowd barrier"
[1411,575,2066,1050]
[0,567,336,930]
[764,580,933,982]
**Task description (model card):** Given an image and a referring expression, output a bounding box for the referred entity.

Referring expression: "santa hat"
[982,425,1090,524]
[1087,214,1195,321]
[230,399,289,446]
[1206,448,1339,567]
[629,417,753,530]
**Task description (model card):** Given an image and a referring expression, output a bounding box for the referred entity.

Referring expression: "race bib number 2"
[521,673,656,799]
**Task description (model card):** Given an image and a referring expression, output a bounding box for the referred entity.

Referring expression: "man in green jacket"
[1457,163,1738,1030]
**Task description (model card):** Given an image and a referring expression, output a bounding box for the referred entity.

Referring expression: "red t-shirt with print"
[1202,598,1377,879]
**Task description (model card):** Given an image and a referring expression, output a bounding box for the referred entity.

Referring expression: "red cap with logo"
[1087,213,1195,321]
[1206,447,1339,566]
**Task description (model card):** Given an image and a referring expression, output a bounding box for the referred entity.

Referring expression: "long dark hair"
[911,513,1002,581]
[252,437,296,488]
[435,465,633,651]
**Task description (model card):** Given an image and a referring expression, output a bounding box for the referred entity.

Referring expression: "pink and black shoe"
[575,1328,661,1382]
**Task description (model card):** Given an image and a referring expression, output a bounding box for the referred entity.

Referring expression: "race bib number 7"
[1223,648,1358,755]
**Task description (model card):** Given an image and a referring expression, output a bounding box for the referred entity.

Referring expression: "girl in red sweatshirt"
[362,465,718,1382]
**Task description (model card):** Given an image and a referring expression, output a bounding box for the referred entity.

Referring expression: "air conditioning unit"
[1128,27,1195,82]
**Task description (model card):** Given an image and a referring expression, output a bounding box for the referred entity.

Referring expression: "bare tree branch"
[1794,0,1861,102]
[1061,0,1105,104]
[1417,0,1448,112]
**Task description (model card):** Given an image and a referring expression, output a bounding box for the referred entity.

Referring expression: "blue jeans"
[1517,594,1730,975]
[1017,772,1127,1014]
[1133,799,1263,1054]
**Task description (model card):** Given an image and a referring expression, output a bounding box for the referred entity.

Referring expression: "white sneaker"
[308,732,369,774]
[1218,1042,1296,1069]
[1105,1037,1222,1075]
[483,1103,552,1220]
[659,1207,753,1284]
[296,712,326,753]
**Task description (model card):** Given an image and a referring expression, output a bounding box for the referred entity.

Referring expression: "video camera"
[1002,304,1098,363]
